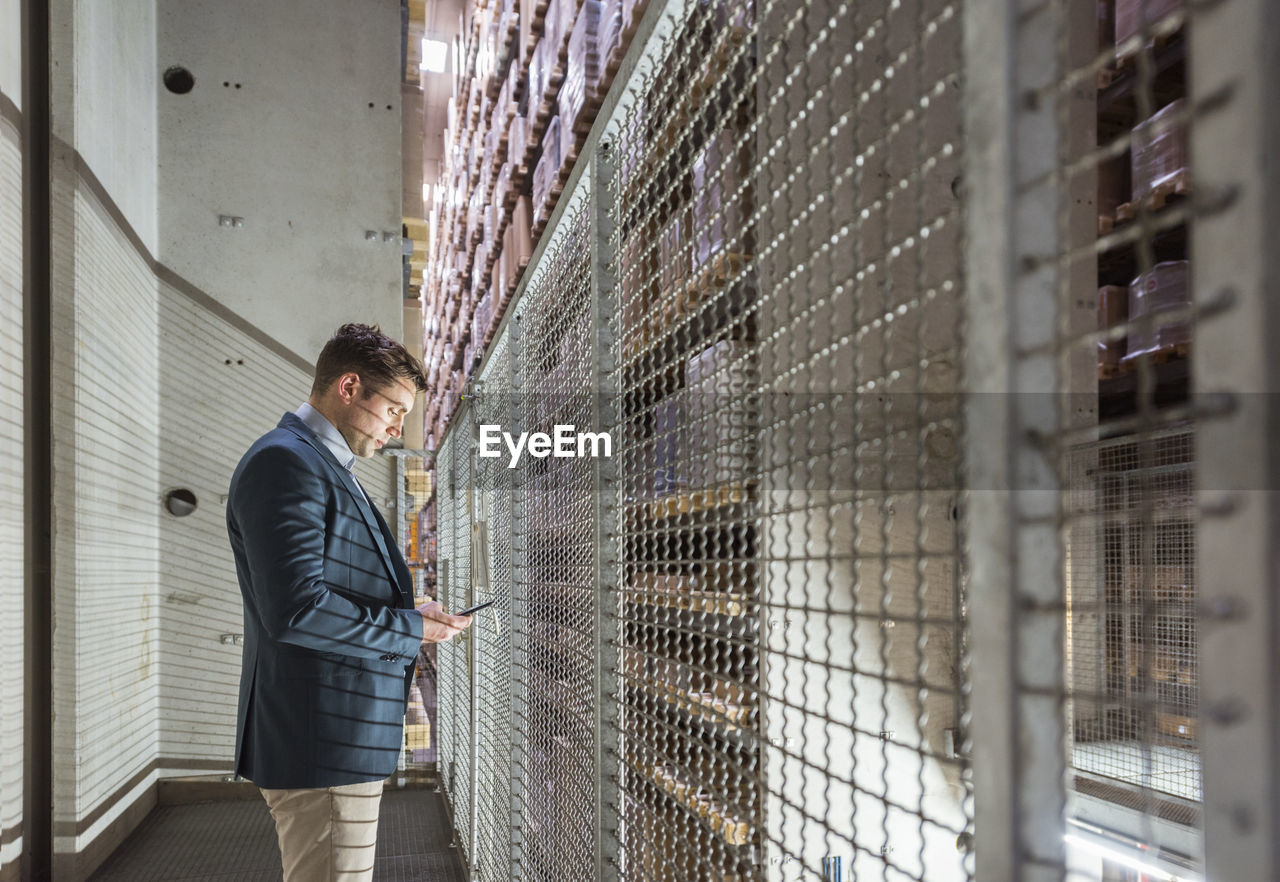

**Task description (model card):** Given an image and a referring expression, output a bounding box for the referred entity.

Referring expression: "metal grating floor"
[89,787,467,882]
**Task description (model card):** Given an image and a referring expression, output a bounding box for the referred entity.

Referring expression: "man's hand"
[416,600,473,643]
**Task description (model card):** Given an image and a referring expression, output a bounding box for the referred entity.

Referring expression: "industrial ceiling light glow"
[420,39,448,73]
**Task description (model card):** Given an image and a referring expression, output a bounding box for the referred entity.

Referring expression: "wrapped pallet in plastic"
[472,242,488,294]
[691,129,751,268]
[1123,260,1190,362]
[559,0,603,133]
[532,115,563,227]
[626,395,684,503]
[1131,98,1188,204]
[513,195,533,265]
[599,0,623,62]
[508,113,526,171]
[495,161,513,210]
[528,36,546,115]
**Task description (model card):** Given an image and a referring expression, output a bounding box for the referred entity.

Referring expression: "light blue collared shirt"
[296,402,356,469]
[296,403,369,502]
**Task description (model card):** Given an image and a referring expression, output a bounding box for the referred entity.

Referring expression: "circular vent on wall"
[163,66,195,95]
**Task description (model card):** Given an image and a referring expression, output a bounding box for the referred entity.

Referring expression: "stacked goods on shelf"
[559,0,603,137]
[510,195,533,278]
[684,340,758,491]
[657,210,691,306]
[687,130,753,311]
[1130,98,1188,206]
[528,0,566,125]
[1097,11,1196,761]
[423,0,645,449]
[620,216,657,358]
[1123,260,1189,363]
[418,0,655,599]
[532,115,563,228]
[1097,284,1127,375]
[508,112,527,178]
[1123,564,1191,605]
[626,566,749,615]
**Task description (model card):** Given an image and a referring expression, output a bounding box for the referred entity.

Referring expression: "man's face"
[334,374,417,458]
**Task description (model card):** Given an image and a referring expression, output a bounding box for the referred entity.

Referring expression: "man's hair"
[312,323,428,397]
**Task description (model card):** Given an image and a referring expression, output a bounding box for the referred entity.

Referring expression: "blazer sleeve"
[230,442,424,659]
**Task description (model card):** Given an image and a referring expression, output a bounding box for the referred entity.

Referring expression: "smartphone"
[455,599,497,617]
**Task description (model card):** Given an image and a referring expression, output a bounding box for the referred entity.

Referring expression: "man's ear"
[336,372,361,403]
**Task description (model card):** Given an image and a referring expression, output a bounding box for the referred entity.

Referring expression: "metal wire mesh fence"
[426,0,1276,878]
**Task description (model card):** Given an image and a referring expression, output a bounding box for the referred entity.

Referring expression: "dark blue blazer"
[227,413,423,788]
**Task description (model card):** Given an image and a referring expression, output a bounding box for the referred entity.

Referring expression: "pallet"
[645,480,756,521]
[1155,711,1197,742]
[1114,167,1190,223]
[571,94,604,140]
[1119,340,1190,370]
[531,0,551,36]
[1098,359,1130,381]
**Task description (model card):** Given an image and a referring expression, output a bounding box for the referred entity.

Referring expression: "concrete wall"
[5,1,409,875]
[0,0,24,872]
[157,0,406,363]
[0,0,19,107]
[73,0,158,251]
[46,4,162,876]
[154,299,311,772]
[49,180,162,879]
[150,0,404,774]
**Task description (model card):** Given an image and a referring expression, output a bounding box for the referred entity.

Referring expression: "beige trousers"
[261,779,385,882]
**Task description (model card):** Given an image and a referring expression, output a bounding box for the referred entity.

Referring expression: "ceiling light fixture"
[421,39,448,73]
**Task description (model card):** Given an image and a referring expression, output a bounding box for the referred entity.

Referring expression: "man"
[227,322,472,881]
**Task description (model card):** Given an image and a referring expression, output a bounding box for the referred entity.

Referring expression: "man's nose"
[388,417,403,438]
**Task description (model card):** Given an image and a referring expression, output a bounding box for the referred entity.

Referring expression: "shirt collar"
[295,402,357,471]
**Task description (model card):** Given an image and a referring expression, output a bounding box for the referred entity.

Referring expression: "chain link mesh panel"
[512,199,602,881]
[608,0,968,878]
[436,423,474,849]
[470,334,517,880]
[431,0,1275,878]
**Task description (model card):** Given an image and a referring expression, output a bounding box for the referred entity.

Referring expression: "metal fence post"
[508,311,529,880]
[963,1,1069,878]
[468,434,482,879]
[1192,0,1280,876]
[590,144,622,882]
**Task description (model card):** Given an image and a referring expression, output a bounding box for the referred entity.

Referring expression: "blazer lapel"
[279,414,403,594]
[368,500,416,608]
